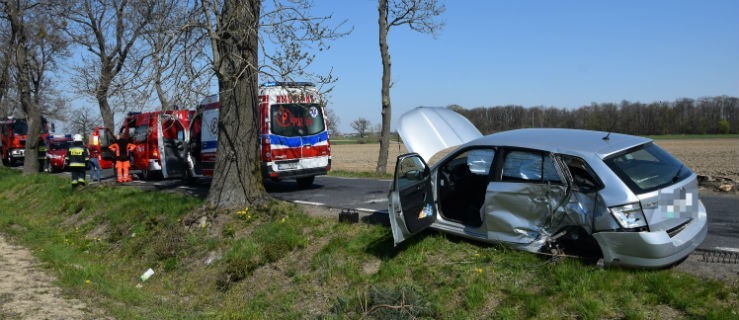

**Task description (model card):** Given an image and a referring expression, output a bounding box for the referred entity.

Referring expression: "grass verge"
[328,169,393,180]
[0,167,737,319]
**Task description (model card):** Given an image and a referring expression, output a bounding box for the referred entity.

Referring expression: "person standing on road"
[108,134,135,183]
[68,134,89,187]
[88,147,101,183]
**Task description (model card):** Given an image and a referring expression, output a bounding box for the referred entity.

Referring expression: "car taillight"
[261,137,271,161]
[609,203,648,229]
[152,149,158,158]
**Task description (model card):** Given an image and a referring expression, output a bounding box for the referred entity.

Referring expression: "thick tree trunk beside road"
[206,0,268,208]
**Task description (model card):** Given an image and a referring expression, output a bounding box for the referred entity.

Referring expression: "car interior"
[437,149,494,227]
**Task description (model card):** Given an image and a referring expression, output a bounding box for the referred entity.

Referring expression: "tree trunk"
[206,0,268,208]
[96,75,115,132]
[376,0,392,174]
[4,1,40,174]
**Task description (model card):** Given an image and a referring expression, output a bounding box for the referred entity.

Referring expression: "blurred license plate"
[278,162,298,170]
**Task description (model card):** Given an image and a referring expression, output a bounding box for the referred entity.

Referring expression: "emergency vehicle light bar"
[261,82,315,88]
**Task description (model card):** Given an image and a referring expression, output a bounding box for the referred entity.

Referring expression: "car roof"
[466,128,652,159]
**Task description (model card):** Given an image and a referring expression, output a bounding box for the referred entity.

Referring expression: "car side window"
[561,155,602,192]
[133,125,149,142]
[502,150,561,183]
[396,155,428,190]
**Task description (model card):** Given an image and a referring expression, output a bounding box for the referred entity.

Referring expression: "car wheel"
[296,176,315,188]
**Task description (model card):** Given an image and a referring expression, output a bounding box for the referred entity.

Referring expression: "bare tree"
[198,0,348,208]
[0,19,10,115]
[139,0,211,110]
[68,106,102,137]
[1,0,43,174]
[326,107,340,135]
[65,0,155,131]
[26,7,70,124]
[350,117,371,138]
[376,0,444,174]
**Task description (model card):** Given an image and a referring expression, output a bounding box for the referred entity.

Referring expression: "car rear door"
[158,113,188,178]
[388,153,437,245]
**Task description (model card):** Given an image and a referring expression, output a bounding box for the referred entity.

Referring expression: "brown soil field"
[654,139,739,182]
[331,138,739,182]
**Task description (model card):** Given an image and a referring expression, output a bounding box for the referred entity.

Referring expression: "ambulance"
[187,82,331,187]
[115,110,193,179]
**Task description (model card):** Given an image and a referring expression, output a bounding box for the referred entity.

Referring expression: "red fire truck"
[1,117,49,166]
[45,134,73,172]
[186,82,331,187]
[117,110,193,179]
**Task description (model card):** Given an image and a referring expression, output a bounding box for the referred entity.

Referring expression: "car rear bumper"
[593,201,708,268]
[262,164,329,180]
[262,157,330,180]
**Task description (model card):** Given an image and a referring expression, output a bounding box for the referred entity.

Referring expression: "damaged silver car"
[388,107,707,268]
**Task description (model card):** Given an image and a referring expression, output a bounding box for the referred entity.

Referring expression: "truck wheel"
[296,176,315,188]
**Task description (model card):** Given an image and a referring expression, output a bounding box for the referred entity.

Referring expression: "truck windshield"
[604,143,693,194]
[12,121,28,135]
[270,104,325,137]
[9,119,47,135]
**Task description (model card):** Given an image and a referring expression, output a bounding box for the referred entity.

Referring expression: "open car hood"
[397,107,482,163]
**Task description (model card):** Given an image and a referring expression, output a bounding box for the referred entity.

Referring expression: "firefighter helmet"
[73,134,83,142]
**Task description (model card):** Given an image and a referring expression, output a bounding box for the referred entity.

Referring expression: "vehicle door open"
[388,153,436,246]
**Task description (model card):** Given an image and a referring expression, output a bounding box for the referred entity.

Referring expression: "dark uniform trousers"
[68,146,89,186]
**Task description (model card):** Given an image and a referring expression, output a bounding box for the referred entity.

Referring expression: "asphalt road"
[52,168,739,253]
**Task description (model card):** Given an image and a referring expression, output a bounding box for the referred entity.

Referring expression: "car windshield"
[604,143,692,194]
[270,104,325,137]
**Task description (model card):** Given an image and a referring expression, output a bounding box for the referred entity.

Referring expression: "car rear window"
[50,141,70,150]
[604,143,692,194]
[270,104,325,137]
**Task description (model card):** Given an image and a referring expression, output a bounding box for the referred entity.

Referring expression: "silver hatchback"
[388,107,707,268]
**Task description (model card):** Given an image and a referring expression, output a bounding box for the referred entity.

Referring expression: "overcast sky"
[306,0,739,133]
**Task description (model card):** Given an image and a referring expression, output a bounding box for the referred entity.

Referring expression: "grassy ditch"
[328,169,393,180]
[0,168,737,319]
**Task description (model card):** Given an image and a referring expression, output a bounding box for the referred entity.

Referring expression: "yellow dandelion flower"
[475,268,483,274]
[85,279,91,285]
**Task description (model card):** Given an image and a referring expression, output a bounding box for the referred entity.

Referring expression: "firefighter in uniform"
[37,139,48,172]
[108,134,136,182]
[68,134,89,187]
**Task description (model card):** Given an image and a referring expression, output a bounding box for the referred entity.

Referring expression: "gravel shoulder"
[0,234,107,320]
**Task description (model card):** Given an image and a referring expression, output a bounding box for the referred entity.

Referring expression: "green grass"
[0,167,737,319]
[328,169,393,180]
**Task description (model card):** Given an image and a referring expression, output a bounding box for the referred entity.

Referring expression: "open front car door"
[388,153,437,246]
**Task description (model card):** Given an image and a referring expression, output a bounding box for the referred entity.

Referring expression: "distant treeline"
[452,96,739,135]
